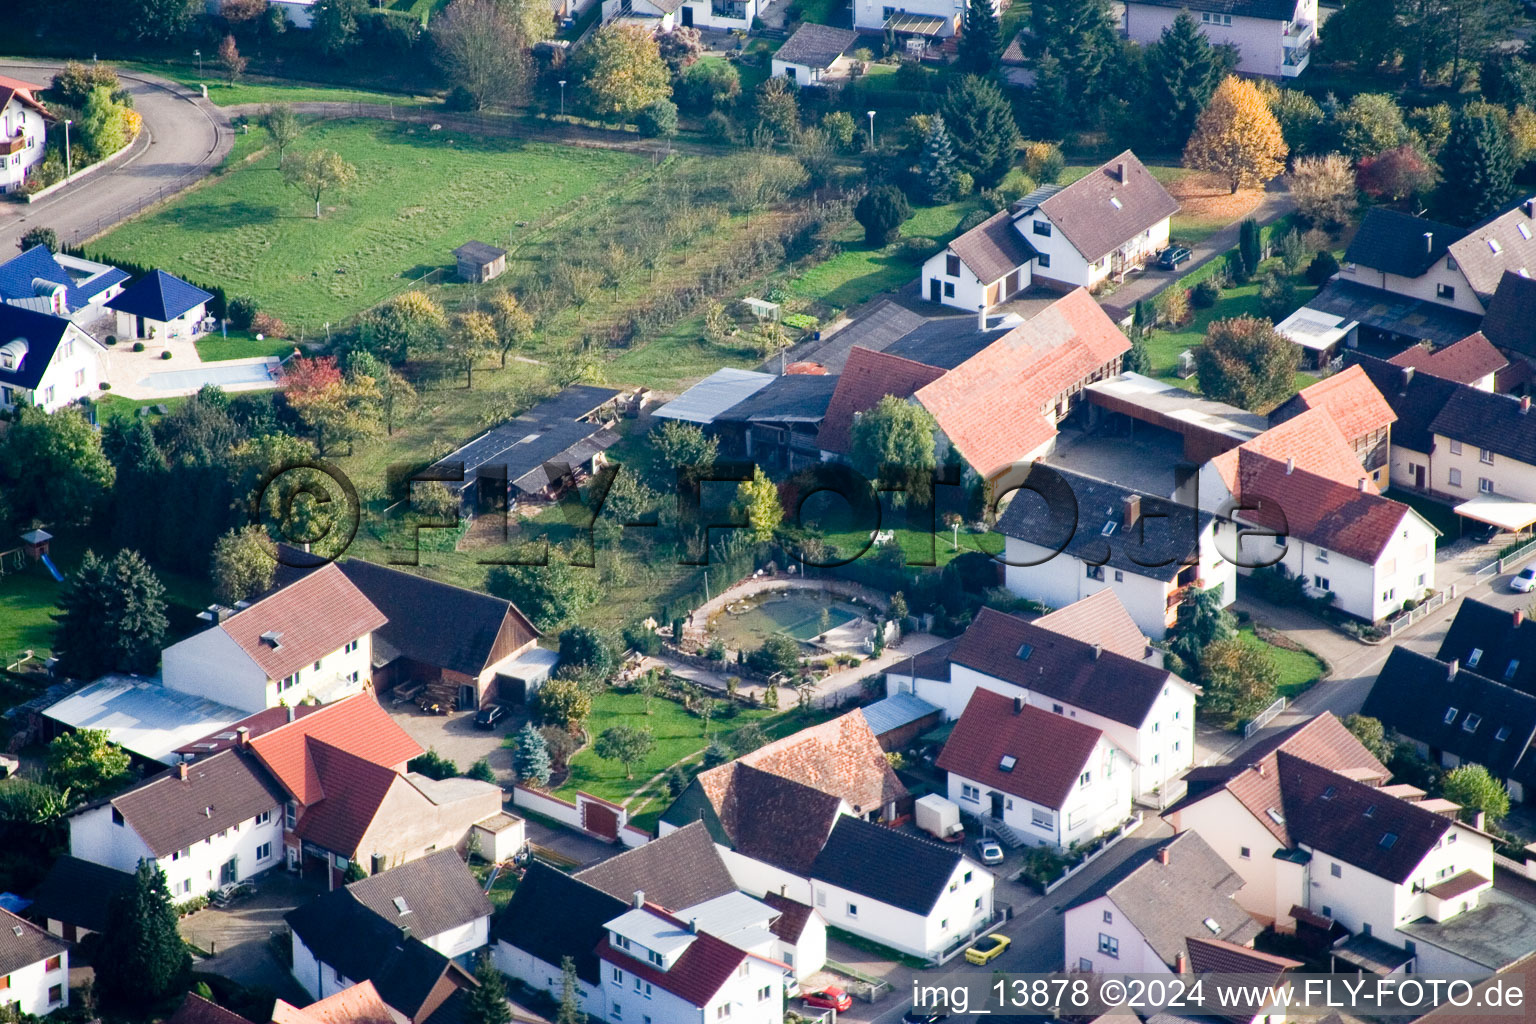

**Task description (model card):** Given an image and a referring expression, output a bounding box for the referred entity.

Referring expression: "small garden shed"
[454,240,508,283]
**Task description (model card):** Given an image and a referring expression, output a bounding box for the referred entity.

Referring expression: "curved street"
[0,59,230,252]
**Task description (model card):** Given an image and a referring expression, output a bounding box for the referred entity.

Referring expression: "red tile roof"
[247,693,422,805]
[598,906,748,1007]
[936,688,1106,808]
[290,740,402,856]
[272,982,407,1024]
[1033,590,1148,660]
[1282,365,1397,442]
[736,709,906,816]
[1388,333,1508,386]
[175,703,326,757]
[220,562,387,682]
[0,75,48,116]
[1211,406,1375,493]
[1228,454,1413,564]
[1423,869,1489,900]
[1185,935,1301,975]
[815,346,946,455]
[915,288,1128,478]
[1167,713,1387,847]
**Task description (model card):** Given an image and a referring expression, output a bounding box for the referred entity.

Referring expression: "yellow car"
[964,933,1011,965]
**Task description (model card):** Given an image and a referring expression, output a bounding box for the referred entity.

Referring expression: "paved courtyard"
[178,870,316,1004]
[389,702,518,783]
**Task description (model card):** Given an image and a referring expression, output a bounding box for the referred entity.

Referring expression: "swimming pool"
[136,359,280,392]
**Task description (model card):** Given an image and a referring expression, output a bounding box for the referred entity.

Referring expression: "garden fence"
[1386,590,1448,638]
[1243,696,1287,739]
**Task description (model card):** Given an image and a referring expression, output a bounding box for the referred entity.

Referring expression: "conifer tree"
[919,114,960,203]
[96,860,190,1011]
[940,75,1021,188]
[511,722,553,787]
[1143,12,1228,148]
[956,0,1003,75]
[467,953,513,1024]
[1435,110,1516,226]
[1029,0,1117,119]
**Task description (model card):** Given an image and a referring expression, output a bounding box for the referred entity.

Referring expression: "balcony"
[0,134,24,156]
[1282,21,1314,77]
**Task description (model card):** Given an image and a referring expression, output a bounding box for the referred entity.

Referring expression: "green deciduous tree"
[854,184,911,247]
[747,633,802,677]
[1336,93,1409,160]
[1434,109,1516,226]
[0,406,114,527]
[849,394,937,507]
[434,0,533,111]
[79,85,126,161]
[218,33,247,86]
[53,549,167,680]
[956,0,1003,75]
[573,24,672,120]
[940,75,1021,189]
[258,103,301,168]
[444,310,498,389]
[366,290,447,364]
[1143,12,1231,150]
[283,147,357,218]
[312,0,365,57]
[409,749,460,779]
[1199,636,1280,721]
[511,722,552,786]
[559,625,616,678]
[736,466,783,542]
[537,677,593,732]
[46,729,130,801]
[486,548,601,632]
[1194,316,1301,412]
[18,225,59,253]
[210,525,277,604]
[594,725,655,779]
[1342,713,1396,763]
[754,76,800,141]
[95,860,191,1011]
[1442,763,1511,824]
[117,0,201,42]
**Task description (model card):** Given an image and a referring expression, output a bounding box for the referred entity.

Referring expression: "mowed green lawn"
[93,120,647,331]
[1238,625,1325,700]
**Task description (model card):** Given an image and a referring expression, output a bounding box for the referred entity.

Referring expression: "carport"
[1084,372,1267,463]
[1452,494,1536,533]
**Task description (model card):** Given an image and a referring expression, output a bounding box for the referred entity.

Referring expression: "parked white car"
[1512,567,1536,593]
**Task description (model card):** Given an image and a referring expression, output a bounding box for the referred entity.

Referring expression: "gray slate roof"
[1065,831,1258,971]
[947,209,1037,286]
[774,23,859,69]
[453,241,505,264]
[27,856,135,934]
[344,848,492,943]
[1428,386,1536,465]
[1343,208,1466,278]
[1481,271,1536,360]
[809,815,965,916]
[492,861,627,984]
[1436,596,1536,699]
[574,820,737,911]
[0,907,66,978]
[714,373,837,423]
[1447,197,1536,301]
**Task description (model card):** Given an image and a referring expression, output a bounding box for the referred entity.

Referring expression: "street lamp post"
[558,80,567,119]
[63,119,72,179]
[194,49,202,78]
[867,110,876,149]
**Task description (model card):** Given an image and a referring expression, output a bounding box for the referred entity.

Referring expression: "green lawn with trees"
[93,119,647,332]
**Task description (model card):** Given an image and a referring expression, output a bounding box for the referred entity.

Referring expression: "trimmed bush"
[132,341,145,352]
[1191,278,1221,308]
[160,350,173,360]
[226,295,258,330]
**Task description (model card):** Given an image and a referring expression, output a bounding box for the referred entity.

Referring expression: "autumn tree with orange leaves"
[283,356,381,454]
[1183,76,1287,194]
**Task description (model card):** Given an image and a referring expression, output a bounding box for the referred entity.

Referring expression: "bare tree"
[433,0,533,111]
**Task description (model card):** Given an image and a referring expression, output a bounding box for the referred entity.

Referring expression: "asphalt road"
[0,60,229,251]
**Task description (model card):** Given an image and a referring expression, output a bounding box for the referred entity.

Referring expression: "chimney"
[978,303,988,332]
[1092,643,1102,661]
[1358,477,1367,492]
[1472,809,1486,830]
[1285,457,1295,475]
[1524,199,1534,218]
[286,706,295,723]
[1116,161,1127,183]
[178,762,189,780]
[1123,493,1141,528]
[1448,658,1459,681]
[1523,396,1532,416]
[1175,952,1187,974]
[1156,847,1170,866]
[236,726,249,748]
[1402,366,1415,386]
[1424,231,1434,254]
[632,890,645,909]
[1013,695,1025,714]
[1516,609,1526,628]
[688,918,699,934]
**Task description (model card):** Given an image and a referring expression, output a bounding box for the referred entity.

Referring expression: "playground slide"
[40,554,64,583]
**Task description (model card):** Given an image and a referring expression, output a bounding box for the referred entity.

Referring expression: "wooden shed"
[454,240,508,283]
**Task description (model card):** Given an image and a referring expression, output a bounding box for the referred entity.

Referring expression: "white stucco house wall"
[0,75,49,195]
[0,910,69,1017]
[67,750,285,895]
[0,307,105,413]
[1123,0,1317,78]
[106,269,215,343]
[939,689,1134,849]
[161,562,386,713]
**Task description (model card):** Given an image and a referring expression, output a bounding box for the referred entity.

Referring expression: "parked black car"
[1157,246,1193,270]
[474,704,507,729]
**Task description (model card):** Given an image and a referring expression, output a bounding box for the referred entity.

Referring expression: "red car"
[803,988,853,1012]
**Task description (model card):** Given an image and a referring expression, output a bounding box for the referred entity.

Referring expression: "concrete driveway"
[179,870,316,1004]
[389,703,517,783]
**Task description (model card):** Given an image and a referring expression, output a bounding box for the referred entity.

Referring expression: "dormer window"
[1463,713,1481,733]
[648,949,663,967]
[261,630,284,649]
[1444,707,1458,724]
